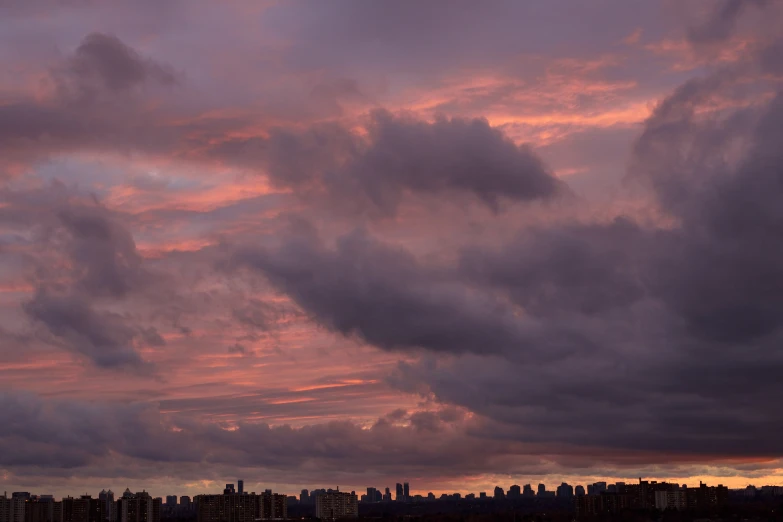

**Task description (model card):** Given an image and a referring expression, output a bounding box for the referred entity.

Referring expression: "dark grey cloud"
[232,51,783,458]
[232,229,531,356]
[460,217,649,317]
[57,204,151,299]
[23,291,153,369]
[0,391,527,479]
[216,110,563,216]
[0,184,164,370]
[343,111,562,213]
[5,390,736,489]
[687,0,767,45]
[392,72,783,456]
[0,32,182,170]
[66,32,177,93]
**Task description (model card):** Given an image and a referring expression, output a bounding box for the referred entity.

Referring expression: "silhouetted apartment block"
[257,493,286,520]
[654,489,687,510]
[314,491,358,521]
[195,494,254,522]
[117,491,160,522]
[24,497,56,522]
[1,494,12,522]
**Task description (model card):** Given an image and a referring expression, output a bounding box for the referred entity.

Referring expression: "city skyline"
[2,0,783,497]
[1,478,770,502]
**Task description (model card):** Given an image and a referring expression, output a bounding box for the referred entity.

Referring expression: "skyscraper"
[237,482,243,496]
[493,487,504,500]
[99,491,115,522]
[395,484,403,502]
[523,485,534,497]
[403,483,409,501]
[299,490,309,505]
[556,483,574,499]
[537,484,546,497]
[508,485,521,498]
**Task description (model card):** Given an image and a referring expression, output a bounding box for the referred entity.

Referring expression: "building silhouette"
[556,483,574,499]
[395,484,403,502]
[314,491,357,521]
[98,492,114,522]
[117,491,160,522]
[403,483,409,502]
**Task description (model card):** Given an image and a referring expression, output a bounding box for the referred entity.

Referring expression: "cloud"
[0,183,165,370]
[23,291,153,369]
[232,229,536,357]
[217,110,563,216]
[231,52,783,460]
[0,32,182,170]
[6,390,771,490]
[65,32,178,93]
[687,0,767,45]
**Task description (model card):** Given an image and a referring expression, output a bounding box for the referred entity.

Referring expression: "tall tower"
[237,481,243,495]
[403,483,409,501]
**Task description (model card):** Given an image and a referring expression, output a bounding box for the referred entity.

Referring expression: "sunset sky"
[2,0,783,499]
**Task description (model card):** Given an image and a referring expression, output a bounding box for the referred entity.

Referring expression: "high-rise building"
[537,484,546,497]
[522,485,534,497]
[178,498,191,512]
[395,484,403,502]
[60,496,103,522]
[556,483,574,499]
[164,498,176,510]
[493,487,504,500]
[314,492,357,521]
[195,494,253,522]
[575,485,586,496]
[221,486,235,496]
[117,491,160,522]
[98,491,115,522]
[479,492,486,499]
[382,488,391,502]
[25,496,56,522]
[654,489,687,511]
[9,494,28,522]
[299,491,309,505]
[364,488,376,504]
[507,485,521,498]
[402,483,409,501]
[587,482,606,496]
[1,494,10,522]
[237,482,243,496]
[52,502,63,522]
[257,493,286,520]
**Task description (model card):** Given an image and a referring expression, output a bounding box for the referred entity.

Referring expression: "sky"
[2,0,783,499]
